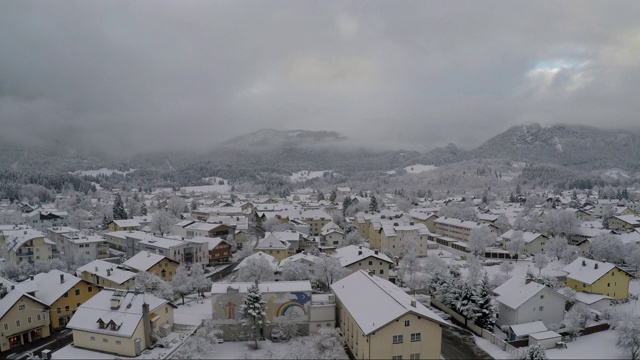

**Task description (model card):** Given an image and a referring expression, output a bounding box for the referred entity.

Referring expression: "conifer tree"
[342,196,352,217]
[473,273,497,331]
[241,282,268,349]
[112,193,128,220]
[140,202,147,216]
[369,195,379,213]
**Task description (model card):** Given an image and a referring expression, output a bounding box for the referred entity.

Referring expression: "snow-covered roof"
[0,281,48,319]
[333,245,393,267]
[67,289,171,338]
[509,321,548,337]
[330,270,447,335]
[561,257,618,285]
[77,260,136,285]
[14,270,83,306]
[434,217,484,229]
[493,276,548,309]
[3,228,47,252]
[122,251,172,272]
[277,252,318,271]
[255,233,290,250]
[500,230,546,244]
[235,251,279,271]
[575,292,612,305]
[210,280,312,294]
[529,330,561,340]
[112,219,141,228]
[611,215,640,225]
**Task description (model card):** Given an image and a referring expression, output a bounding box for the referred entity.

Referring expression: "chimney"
[60,274,65,284]
[147,251,151,257]
[410,300,417,307]
[142,301,152,348]
[110,297,121,310]
[358,251,362,255]
[30,275,34,281]
[107,269,112,276]
[525,278,532,284]
[582,260,586,267]
[374,250,379,255]
[595,263,599,269]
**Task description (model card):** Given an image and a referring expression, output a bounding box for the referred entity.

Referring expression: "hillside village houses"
[0,225,54,264]
[562,257,633,300]
[122,251,180,282]
[76,259,137,289]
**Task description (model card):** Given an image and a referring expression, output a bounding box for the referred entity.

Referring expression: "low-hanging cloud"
[1,0,640,156]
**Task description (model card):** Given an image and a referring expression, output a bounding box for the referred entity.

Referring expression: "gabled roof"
[77,260,136,285]
[500,230,546,244]
[509,321,547,337]
[112,219,141,228]
[333,245,393,267]
[14,270,83,306]
[561,257,630,285]
[493,276,563,310]
[255,233,290,250]
[330,270,447,335]
[122,251,176,272]
[67,289,172,338]
[0,277,49,319]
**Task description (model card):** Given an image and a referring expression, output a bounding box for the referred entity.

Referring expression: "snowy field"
[206,340,291,359]
[71,168,136,176]
[174,292,214,326]
[289,170,328,182]
[404,164,437,174]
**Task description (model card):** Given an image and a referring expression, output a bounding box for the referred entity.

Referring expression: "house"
[434,217,498,242]
[61,233,111,265]
[562,257,633,300]
[499,230,548,255]
[506,321,548,341]
[331,270,448,360]
[210,281,327,341]
[76,260,137,289]
[379,221,431,257]
[174,221,234,239]
[197,237,232,263]
[14,270,98,330]
[333,245,393,280]
[607,215,640,232]
[67,289,176,357]
[104,231,209,265]
[254,233,292,261]
[492,276,567,328]
[408,210,439,233]
[0,226,54,265]
[122,251,180,281]
[107,219,141,232]
[22,210,67,232]
[320,222,344,247]
[0,277,51,353]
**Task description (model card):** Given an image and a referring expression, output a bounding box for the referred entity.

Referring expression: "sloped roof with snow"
[14,270,83,306]
[112,219,141,228]
[330,270,447,335]
[493,276,548,309]
[122,251,172,272]
[77,260,136,285]
[500,230,546,244]
[255,233,290,250]
[509,321,547,337]
[211,280,312,295]
[561,257,617,285]
[333,245,392,267]
[235,251,279,271]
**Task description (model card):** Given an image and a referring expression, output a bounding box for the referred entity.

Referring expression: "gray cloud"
[1,0,640,155]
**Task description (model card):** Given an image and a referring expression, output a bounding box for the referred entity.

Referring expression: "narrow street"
[441,324,493,360]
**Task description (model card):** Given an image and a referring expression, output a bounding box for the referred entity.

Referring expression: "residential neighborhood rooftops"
[77,260,136,285]
[14,270,82,306]
[562,257,618,285]
[122,251,172,272]
[333,245,392,267]
[493,276,550,309]
[211,280,312,294]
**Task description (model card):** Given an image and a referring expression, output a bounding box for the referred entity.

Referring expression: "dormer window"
[97,319,106,329]
[109,321,121,331]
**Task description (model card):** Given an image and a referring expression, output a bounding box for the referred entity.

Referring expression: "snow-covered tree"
[190,264,212,299]
[541,209,580,237]
[167,196,188,217]
[466,255,483,285]
[588,233,625,263]
[150,210,175,236]
[312,254,350,291]
[343,231,365,247]
[499,260,514,275]
[368,195,379,213]
[281,261,311,281]
[140,202,148,216]
[602,206,614,229]
[240,283,268,349]
[494,214,511,233]
[273,311,301,340]
[473,272,497,331]
[237,256,276,283]
[171,264,195,305]
[67,209,89,230]
[467,226,496,257]
[560,245,579,264]
[615,314,640,360]
[519,344,548,360]
[134,272,173,300]
[545,236,569,261]
[533,253,549,277]
[562,303,592,340]
[173,320,222,359]
[507,231,526,261]
[112,193,128,220]
[262,217,281,232]
[279,327,348,359]
[625,244,640,272]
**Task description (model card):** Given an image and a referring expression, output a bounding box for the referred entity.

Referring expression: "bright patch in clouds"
[525,58,592,96]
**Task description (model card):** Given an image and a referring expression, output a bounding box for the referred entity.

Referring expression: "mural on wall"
[212,290,311,323]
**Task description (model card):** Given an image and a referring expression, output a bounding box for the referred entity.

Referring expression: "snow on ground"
[174,292,214,326]
[289,170,328,182]
[179,184,231,194]
[474,336,512,359]
[71,168,136,176]
[404,164,437,174]
[546,330,628,359]
[207,340,291,359]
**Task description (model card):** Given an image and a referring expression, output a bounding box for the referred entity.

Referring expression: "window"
[380,269,384,275]
[404,320,410,327]
[77,303,81,308]
[608,283,610,287]
[392,356,403,360]
[88,286,93,292]
[19,304,26,311]
[65,305,70,312]
[57,308,62,314]
[90,336,96,341]
[115,340,122,345]
[28,316,32,324]
[3,323,8,331]
[410,354,421,360]
[411,333,421,342]
[540,295,544,299]
[165,307,169,314]
[63,292,69,298]
[75,289,80,296]
[369,261,373,265]
[539,306,544,311]
[16,320,21,328]
[37,314,41,321]
[392,335,403,344]
[583,283,586,288]
[102,338,108,343]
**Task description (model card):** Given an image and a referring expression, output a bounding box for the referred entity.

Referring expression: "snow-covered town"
[2,182,640,359]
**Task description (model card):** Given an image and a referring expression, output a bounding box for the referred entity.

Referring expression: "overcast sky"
[2,1,640,155]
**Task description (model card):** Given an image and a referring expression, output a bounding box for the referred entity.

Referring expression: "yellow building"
[0,278,51,353]
[15,270,99,330]
[122,251,180,282]
[254,234,291,261]
[107,219,141,232]
[331,270,448,360]
[67,289,176,357]
[562,257,633,300]
[607,215,640,232]
[0,227,53,264]
[76,260,137,289]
